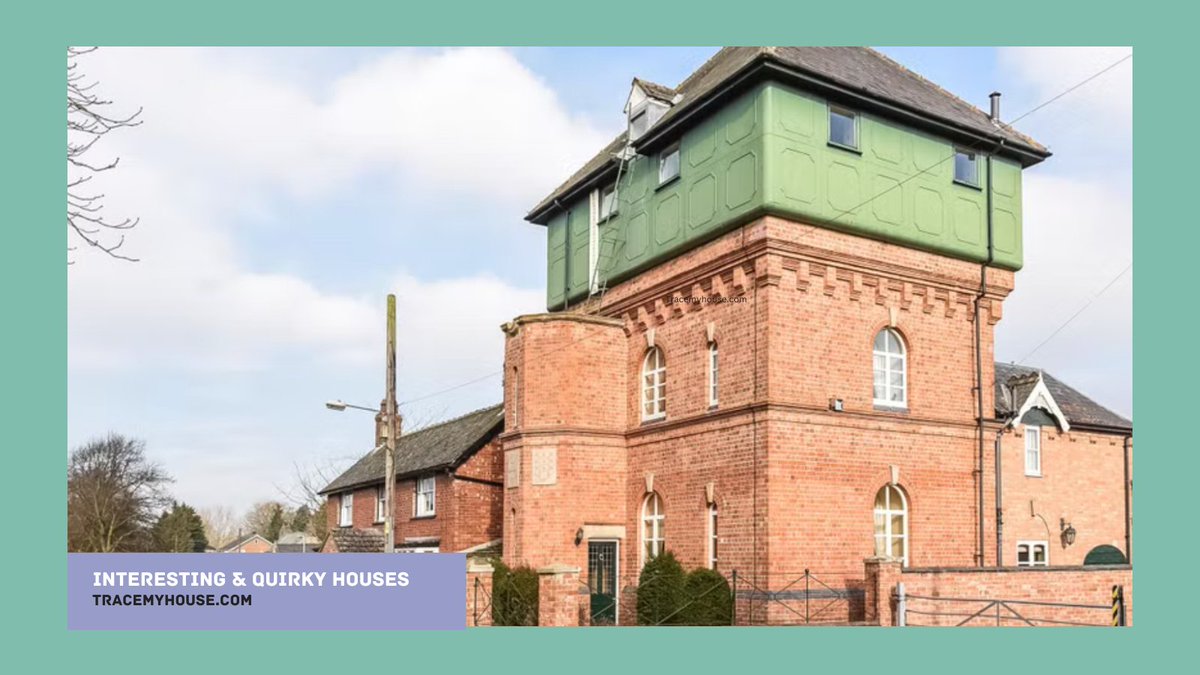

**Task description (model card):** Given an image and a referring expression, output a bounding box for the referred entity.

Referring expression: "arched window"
[873,329,907,408]
[707,342,719,408]
[641,492,665,563]
[707,503,719,570]
[873,485,908,565]
[641,347,667,421]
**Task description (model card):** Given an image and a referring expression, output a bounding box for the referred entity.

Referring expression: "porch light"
[1060,518,1077,547]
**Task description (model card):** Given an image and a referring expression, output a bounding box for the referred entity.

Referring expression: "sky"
[67,47,1133,515]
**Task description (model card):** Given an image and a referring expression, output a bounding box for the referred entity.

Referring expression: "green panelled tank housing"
[526,48,1049,310]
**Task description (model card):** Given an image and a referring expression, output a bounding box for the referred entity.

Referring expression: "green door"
[588,541,618,625]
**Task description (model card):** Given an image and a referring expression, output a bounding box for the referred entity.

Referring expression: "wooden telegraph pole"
[384,294,398,553]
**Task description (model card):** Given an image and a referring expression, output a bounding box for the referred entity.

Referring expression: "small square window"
[829,107,858,150]
[630,110,650,140]
[659,144,680,185]
[1016,541,1049,567]
[954,149,979,186]
[599,183,617,220]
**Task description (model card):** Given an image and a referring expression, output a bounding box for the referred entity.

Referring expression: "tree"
[67,46,141,263]
[242,501,287,542]
[290,505,311,535]
[67,434,172,552]
[198,505,239,551]
[265,503,285,543]
[636,551,687,625]
[152,502,208,552]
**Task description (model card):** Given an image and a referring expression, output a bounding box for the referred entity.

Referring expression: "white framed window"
[707,503,719,570]
[873,484,908,565]
[873,329,907,408]
[1024,426,1042,476]
[599,183,617,221]
[1016,541,1049,567]
[415,475,436,517]
[954,149,979,187]
[339,492,353,527]
[400,546,440,554]
[707,342,719,408]
[829,106,859,150]
[658,143,680,184]
[641,492,665,565]
[375,485,387,523]
[641,347,667,421]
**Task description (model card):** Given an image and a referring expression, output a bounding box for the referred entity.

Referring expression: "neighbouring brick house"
[494,47,1132,625]
[319,404,504,554]
[220,532,274,554]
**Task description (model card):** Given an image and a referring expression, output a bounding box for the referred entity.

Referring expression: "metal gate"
[896,583,1127,627]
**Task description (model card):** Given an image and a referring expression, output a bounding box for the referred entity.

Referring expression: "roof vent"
[989,91,1002,122]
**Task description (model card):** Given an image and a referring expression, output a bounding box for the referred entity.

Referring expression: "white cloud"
[86,47,608,205]
[995,174,1132,417]
[997,47,1132,137]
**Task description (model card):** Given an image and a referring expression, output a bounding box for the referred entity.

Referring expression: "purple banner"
[68,553,466,630]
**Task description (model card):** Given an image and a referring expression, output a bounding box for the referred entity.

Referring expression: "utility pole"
[384,294,399,553]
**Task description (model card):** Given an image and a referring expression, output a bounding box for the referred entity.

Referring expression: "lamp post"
[325,294,400,553]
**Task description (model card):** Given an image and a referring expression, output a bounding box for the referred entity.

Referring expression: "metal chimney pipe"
[989,92,1001,121]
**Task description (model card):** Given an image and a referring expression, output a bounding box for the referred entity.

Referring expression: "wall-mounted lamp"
[574,528,584,547]
[1060,518,1077,547]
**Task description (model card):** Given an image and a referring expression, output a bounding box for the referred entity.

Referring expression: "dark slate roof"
[632,77,677,103]
[320,403,504,495]
[220,532,269,552]
[528,47,1048,221]
[327,528,385,553]
[994,362,1132,432]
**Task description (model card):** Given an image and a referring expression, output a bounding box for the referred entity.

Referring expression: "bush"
[680,568,733,625]
[491,559,538,626]
[636,551,687,625]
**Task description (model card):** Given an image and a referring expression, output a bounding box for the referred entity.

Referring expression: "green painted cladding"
[545,83,1024,309]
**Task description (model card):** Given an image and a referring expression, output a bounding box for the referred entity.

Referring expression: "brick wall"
[501,213,1130,625]
[323,439,503,552]
[876,561,1133,626]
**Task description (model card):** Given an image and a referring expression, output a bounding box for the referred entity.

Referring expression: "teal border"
[7,0,1184,671]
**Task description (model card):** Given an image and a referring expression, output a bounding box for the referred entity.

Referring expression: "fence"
[881,563,1133,628]
[731,570,867,625]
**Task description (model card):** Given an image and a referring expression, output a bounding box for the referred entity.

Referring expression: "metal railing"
[897,583,1124,627]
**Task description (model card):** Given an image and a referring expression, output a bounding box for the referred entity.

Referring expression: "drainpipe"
[1123,434,1132,563]
[994,411,1015,567]
[974,143,1001,566]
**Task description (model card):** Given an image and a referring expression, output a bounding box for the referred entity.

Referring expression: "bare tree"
[198,505,240,550]
[278,460,342,543]
[67,434,172,552]
[67,46,141,263]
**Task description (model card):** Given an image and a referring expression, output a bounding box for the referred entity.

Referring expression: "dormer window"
[628,100,670,141]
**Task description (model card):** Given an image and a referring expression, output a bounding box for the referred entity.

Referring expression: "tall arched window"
[873,485,908,565]
[873,329,907,408]
[707,342,719,408]
[641,492,665,563]
[641,347,667,421]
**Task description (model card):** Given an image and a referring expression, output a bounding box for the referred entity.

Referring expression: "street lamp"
[325,400,380,413]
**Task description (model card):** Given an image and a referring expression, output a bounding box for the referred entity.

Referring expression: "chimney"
[989,91,1002,122]
[374,398,389,447]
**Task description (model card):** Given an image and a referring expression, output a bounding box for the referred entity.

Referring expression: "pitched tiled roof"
[632,77,677,103]
[528,47,1048,221]
[327,528,385,553]
[220,532,270,552]
[995,362,1132,431]
[320,404,504,495]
